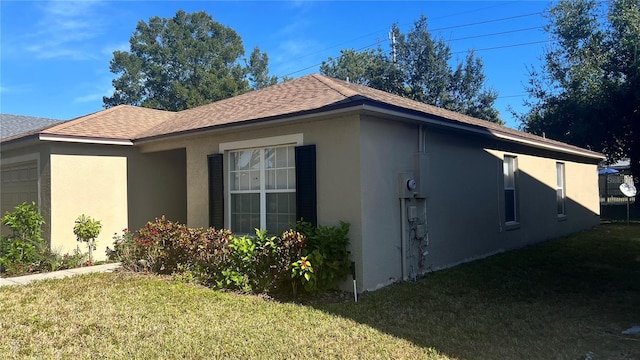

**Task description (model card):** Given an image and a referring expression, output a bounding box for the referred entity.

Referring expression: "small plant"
[0,202,46,275]
[73,214,102,264]
[291,256,314,296]
[294,220,351,293]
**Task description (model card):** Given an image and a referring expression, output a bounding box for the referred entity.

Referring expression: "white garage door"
[1,161,39,218]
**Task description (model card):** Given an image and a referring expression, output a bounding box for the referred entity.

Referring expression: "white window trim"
[219,134,303,152]
[503,155,519,227]
[556,162,567,219]
[220,134,303,232]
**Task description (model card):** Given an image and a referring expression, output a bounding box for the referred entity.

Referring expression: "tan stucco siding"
[565,161,600,221]
[139,115,363,245]
[50,154,128,260]
[414,129,600,273]
[423,131,504,271]
[358,115,417,290]
[127,149,187,230]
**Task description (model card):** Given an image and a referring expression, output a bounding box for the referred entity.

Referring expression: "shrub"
[111,216,350,296]
[295,221,351,293]
[40,249,87,272]
[73,214,102,263]
[0,202,46,274]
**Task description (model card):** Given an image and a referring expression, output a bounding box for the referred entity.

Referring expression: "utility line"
[279,12,550,79]
[430,12,543,32]
[451,40,551,55]
[447,26,544,42]
[282,38,552,78]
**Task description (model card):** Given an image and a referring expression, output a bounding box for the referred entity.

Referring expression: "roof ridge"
[311,74,360,99]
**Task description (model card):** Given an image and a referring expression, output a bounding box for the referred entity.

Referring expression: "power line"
[447,26,544,43]
[278,9,551,79]
[451,40,551,55]
[281,38,551,79]
[430,12,544,32]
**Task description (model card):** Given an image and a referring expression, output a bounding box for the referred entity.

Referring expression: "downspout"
[400,197,407,281]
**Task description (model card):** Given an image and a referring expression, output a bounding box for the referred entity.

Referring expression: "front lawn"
[1,224,639,359]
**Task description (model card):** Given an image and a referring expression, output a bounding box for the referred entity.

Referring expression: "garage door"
[1,161,39,218]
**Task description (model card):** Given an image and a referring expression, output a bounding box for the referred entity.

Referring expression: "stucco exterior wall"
[127,149,187,230]
[358,115,418,290]
[50,154,128,261]
[138,115,601,292]
[419,128,600,273]
[138,114,364,274]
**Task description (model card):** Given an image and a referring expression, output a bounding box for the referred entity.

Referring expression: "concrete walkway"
[0,263,120,287]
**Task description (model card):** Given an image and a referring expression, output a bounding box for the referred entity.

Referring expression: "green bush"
[0,202,46,274]
[295,220,351,293]
[110,216,350,296]
[40,249,87,272]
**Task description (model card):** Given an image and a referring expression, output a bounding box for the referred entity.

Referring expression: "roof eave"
[133,102,366,145]
[359,103,605,161]
[39,134,134,146]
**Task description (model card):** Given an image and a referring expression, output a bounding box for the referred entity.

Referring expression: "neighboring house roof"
[1,114,62,140]
[0,74,604,160]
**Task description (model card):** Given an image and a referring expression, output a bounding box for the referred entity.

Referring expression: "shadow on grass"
[307,224,640,360]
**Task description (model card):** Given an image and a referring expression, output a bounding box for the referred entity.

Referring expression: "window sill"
[557,214,568,222]
[504,222,520,231]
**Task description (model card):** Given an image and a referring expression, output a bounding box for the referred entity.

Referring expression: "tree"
[104,10,250,111]
[518,0,640,185]
[247,46,278,90]
[320,14,502,124]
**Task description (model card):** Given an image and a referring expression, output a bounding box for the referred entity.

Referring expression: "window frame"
[556,162,567,219]
[503,155,520,227]
[220,134,303,234]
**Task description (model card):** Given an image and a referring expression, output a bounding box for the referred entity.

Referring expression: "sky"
[0,0,554,129]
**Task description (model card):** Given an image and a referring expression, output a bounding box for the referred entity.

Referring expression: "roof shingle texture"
[1,114,62,140]
[0,74,603,158]
[41,105,175,140]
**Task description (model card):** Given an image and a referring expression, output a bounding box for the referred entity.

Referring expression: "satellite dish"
[619,183,637,197]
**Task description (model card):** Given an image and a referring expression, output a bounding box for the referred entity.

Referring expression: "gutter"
[38,134,134,146]
[359,104,605,161]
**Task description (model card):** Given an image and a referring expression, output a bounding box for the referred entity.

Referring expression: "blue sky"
[1,1,552,128]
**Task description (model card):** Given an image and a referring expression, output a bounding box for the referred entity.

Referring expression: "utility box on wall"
[398,172,416,199]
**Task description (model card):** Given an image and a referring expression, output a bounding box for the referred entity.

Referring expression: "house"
[0,74,603,291]
[1,114,63,140]
[1,114,63,217]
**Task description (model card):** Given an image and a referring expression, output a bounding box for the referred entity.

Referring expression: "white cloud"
[73,77,113,104]
[24,0,107,60]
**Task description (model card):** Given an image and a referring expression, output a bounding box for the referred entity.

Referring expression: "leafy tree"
[518,0,640,184]
[320,14,502,124]
[104,10,250,111]
[247,46,278,90]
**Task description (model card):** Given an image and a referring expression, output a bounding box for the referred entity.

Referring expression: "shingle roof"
[137,74,603,159]
[0,74,603,159]
[41,105,175,141]
[1,114,63,140]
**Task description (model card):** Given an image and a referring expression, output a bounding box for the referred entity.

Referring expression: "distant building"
[1,114,63,140]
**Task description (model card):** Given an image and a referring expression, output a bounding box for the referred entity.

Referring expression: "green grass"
[1,224,639,359]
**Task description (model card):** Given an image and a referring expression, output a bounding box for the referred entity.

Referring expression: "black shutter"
[295,145,317,227]
[208,154,224,229]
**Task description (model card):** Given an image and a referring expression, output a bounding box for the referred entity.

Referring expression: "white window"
[228,145,296,234]
[556,162,566,216]
[503,155,518,223]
